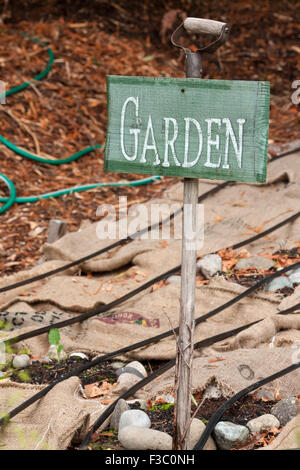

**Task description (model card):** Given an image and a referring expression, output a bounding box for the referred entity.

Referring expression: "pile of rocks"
[213,396,300,450]
[196,253,300,293]
[9,353,299,450]
[108,360,300,450]
[111,402,216,450]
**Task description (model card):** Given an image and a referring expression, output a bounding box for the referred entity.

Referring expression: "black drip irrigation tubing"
[78,301,300,449]
[0,274,299,431]
[0,320,260,429]
[0,181,229,295]
[2,219,300,348]
[1,299,299,436]
[270,146,300,160]
[0,142,297,297]
[193,360,300,450]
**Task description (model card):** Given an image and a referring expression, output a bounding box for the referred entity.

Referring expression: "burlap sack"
[0,278,287,358]
[0,377,109,450]
[0,152,299,449]
[137,348,300,401]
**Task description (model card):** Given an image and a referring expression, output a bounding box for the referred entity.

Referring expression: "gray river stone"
[118,426,172,450]
[265,276,293,292]
[110,399,130,431]
[197,254,222,278]
[246,414,280,434]
[213,421,250,450]
[12,354,30,369]
[235,256,274,270]
[166,275,181,284]
[288,267,300,285]
[271,397,300,426]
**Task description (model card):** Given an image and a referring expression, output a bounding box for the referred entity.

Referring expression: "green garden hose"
[0,173,16,214]
[0,34,160,213]
[0,135,103,165]
[0,176,160,205]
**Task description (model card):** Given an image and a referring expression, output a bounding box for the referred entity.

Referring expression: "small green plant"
[48,328,64,361]
[150,403,174,411]
[191,394,198,407]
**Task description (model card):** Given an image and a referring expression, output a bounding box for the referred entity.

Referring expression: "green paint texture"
[104,75,270,183]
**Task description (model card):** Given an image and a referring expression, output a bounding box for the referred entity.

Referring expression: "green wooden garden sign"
[104,75,270,183]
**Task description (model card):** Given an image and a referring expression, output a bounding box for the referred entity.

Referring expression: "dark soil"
[225,268,297,297]
[8,357,282,450]
[88,394,281,451]
[9,356,117,386]
[144,394,278,436]
[274,247,300,259]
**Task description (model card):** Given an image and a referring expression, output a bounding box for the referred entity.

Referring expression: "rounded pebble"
[118,409,151,434]
[265,276,293,292]
[271,397,300,426]
[118,426,172,450]
[115,372,141,393]
[110,399,130,431]
[213,421,250,450]
[167,275,181,284]
[247,414,280,434]
[69,352,89,360]
[197,254,222,278]
[155,393,174,404]
[189,418,217,450]
[12,354,30,369]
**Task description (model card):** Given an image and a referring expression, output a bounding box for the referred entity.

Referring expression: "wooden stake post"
[173,46,201,450]
[103,17,269,452]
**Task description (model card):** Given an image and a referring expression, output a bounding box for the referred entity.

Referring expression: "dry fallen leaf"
[84,380,114,398]
[208,358,226,363]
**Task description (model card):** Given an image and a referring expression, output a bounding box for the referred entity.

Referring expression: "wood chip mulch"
[0,0,299,278]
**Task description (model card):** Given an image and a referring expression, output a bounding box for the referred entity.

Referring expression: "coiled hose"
[0,34,160,214]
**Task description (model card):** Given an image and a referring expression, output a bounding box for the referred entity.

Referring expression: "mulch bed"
[0,0,299,278]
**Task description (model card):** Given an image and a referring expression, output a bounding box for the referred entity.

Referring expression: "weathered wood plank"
[104,75,269,183]
[173,177,198,450]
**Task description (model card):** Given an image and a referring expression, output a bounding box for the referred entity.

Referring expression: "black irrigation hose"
[0,139,297,297]
[1,295,299,432]
[229,211,300,251]
[0,182,230,296]
[78,300,300,449]
[270,146,300,160]
[3,251,300,348]
[0,320,258,430]
[193,360,300,450]
[78,321,262,449]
